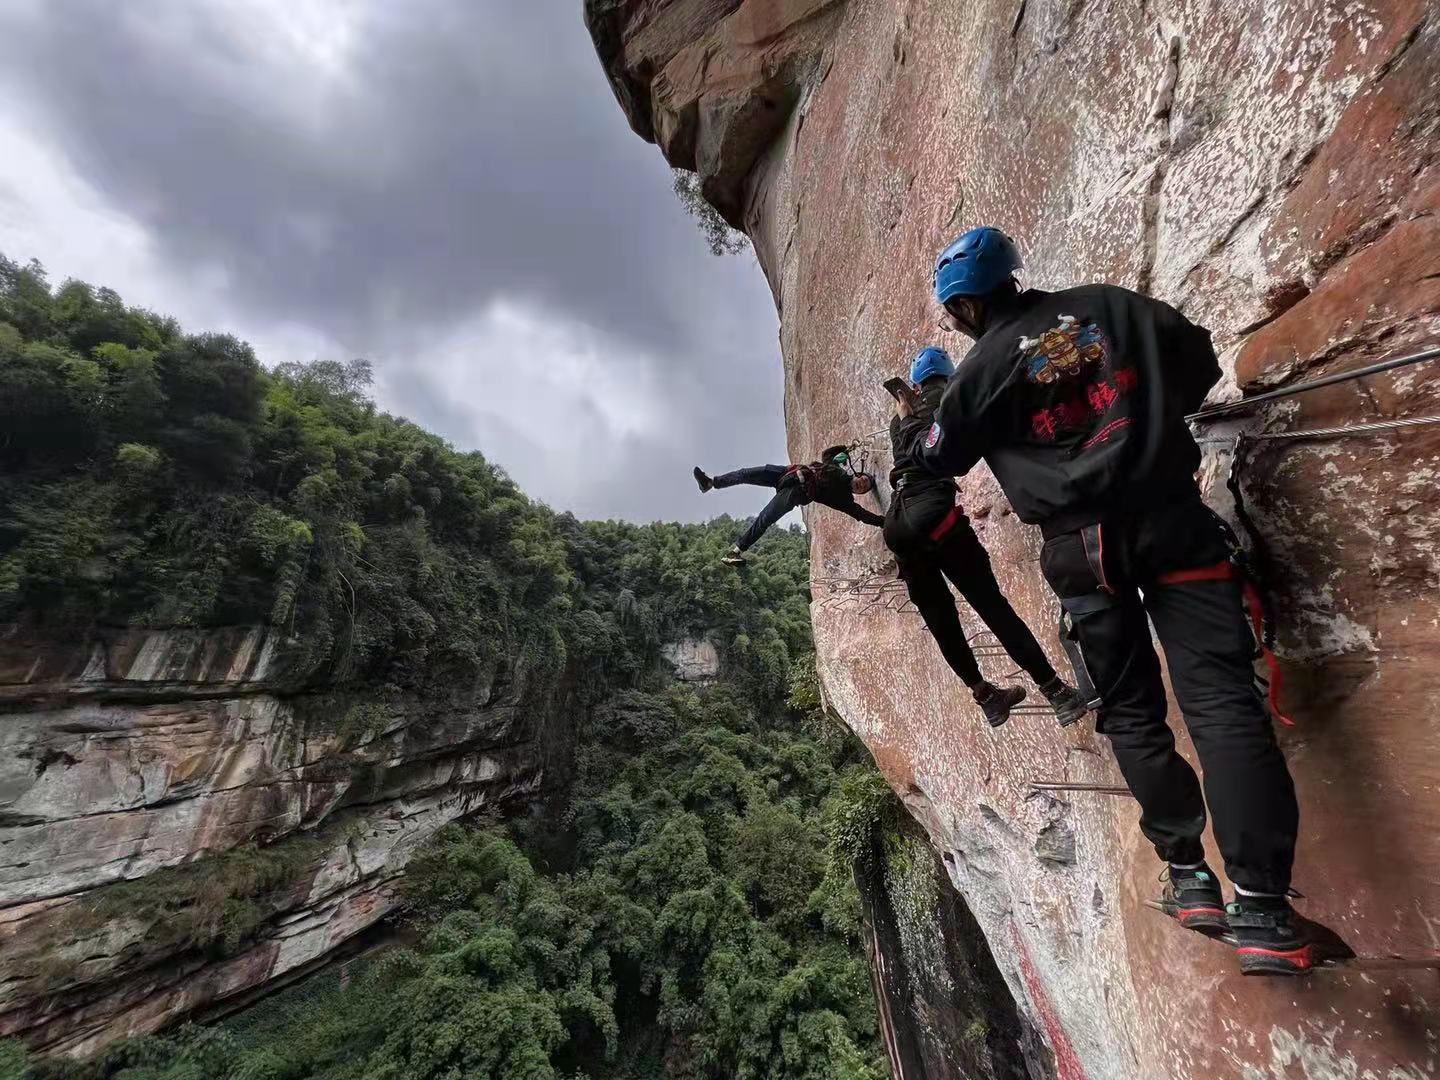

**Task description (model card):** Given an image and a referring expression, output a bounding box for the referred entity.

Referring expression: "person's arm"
[1159,302,1221,416]
[835,499,885,528]
[894,366,997,478]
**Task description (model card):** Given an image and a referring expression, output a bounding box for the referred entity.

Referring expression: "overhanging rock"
[590,1,1440,1076]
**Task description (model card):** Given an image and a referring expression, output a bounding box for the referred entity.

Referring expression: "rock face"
[589,2,1440,1076]
[661,637,722,681]
[859,811,1044,1080]
[0,625,556,1056]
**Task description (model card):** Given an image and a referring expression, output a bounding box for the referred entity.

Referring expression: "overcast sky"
[0,0,787,523]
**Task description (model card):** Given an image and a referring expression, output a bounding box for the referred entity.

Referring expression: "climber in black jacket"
[694,446,883,565]
[896,226,1306,975]
[887,347,1089,729]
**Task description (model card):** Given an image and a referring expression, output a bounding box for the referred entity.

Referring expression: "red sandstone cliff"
[588,1,1440,1076]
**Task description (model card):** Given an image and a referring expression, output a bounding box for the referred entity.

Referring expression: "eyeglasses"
[942,297,981,335]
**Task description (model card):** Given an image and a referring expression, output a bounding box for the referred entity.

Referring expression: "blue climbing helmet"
[933,226,1023,305]
[909,346,954,385]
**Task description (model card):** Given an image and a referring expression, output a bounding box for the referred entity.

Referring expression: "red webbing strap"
[1154,561,1295,726]
[929,503,965,543]
[1154,560,1235,585]
[1243,581,1295,727]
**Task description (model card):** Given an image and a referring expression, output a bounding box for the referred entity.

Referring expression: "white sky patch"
[0,113,155,296]
[210,0,361,80]
[0,0,788,523]
[0,110,349,369]
[373,298,680,516]
[118,0,363,132]
[478,300,668,440]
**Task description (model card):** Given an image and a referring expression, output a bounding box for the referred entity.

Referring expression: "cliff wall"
[0,625,556,1056]
[589,1,1440,1075]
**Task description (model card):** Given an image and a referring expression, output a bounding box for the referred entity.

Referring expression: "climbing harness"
[1154,548,1294,727]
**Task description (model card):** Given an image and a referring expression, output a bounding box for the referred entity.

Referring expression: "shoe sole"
[1151,899,1229,937]
[1176,906,1230,937]
[1052,707,1085,728]
[1237,944,1314,976]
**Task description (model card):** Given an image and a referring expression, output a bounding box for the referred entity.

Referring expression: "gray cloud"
[0,0,792,524]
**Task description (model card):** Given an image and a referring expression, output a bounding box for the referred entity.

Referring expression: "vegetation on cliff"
[0,258,889,1078]
[0,253,804,697]
[671,170,749,257]
[8,678,887,1079]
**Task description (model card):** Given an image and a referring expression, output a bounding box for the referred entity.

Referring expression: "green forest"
[0,256,894,1078]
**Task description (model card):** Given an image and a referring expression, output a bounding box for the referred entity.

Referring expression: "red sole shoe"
[1237,943,1315,976]
[1176,905,1229,936]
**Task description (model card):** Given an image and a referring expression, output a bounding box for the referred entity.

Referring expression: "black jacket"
[895,285,1219,534]
[782,462,884,527]
[884,380,962,552]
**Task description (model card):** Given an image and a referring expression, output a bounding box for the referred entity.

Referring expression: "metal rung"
[1029,781,1134,797]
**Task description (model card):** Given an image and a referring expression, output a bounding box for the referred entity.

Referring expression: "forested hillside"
[0,256,889,1078]
[0,254,806,695]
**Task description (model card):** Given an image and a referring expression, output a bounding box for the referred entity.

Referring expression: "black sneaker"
[974,683,1026,728]
[694,467,714,493]
[1039,677,1089,728]
[1157,864,1228,936]
[1228,896,1314,976]
[720,545,746,567]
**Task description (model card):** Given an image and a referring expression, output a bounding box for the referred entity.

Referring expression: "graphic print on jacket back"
[1019,313,1137,452]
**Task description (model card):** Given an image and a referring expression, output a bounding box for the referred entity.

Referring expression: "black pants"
[1040,498,1298,893]
[717,466,801,551]
[887,491,1057,688]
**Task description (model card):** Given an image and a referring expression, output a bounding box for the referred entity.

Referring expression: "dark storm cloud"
[0,0,791,523]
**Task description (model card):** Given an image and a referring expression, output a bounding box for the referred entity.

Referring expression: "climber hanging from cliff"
[694,446,883,565]
[895,225,1309,975]
[885,347,1089,729]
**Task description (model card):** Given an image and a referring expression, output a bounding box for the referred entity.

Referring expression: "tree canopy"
[0,257,889,1079]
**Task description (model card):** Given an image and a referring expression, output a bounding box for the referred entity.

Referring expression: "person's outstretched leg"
[902,554,1023,727]
[732,485,801,553]
[712,465,788,489]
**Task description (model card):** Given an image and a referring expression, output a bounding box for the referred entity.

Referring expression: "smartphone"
[883,377,913,401]
[881,374,915,408]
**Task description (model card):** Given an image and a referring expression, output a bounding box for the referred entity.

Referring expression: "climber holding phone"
[884,347,1088,729]
[693,445,883,566]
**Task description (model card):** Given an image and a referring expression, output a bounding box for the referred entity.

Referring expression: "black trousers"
[716,465,801,551]
[886,490,1057,688]
[1040,497,1298,893]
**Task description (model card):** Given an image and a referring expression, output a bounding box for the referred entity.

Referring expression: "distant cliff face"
[589,2,1440,1076]
[0,625,554,1056]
